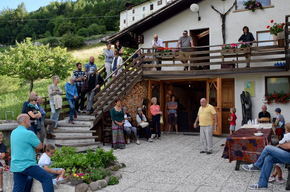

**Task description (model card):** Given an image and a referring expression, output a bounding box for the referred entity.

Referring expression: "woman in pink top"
[150,97,163,140]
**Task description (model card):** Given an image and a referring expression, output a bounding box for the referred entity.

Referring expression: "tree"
[61,32,84,48]
[0,38,75,92]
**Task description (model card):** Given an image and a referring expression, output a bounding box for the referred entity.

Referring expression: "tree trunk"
[30,80,33,93]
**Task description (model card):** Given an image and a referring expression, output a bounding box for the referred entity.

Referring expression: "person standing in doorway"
[104,43,114,83]
[84,56,97,76]
[48,76,63,129]
[194,98,218,155]
[73,62,86,113]
[167,95,178,134]
[177,30,195,71]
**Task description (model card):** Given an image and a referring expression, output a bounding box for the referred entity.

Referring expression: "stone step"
[53,136,98,140]
[54,129,96,133]
[63,116,94,121]
[57,123,88,127]
[53,132,93,137]
[55,127,92,131]
[54,138,96,145]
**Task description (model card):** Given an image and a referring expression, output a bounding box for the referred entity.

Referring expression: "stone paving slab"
[100,134,289,192]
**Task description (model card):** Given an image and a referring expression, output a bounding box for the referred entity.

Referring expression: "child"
[274,108,285,140]
[228,108,237,135]
[38,144,65,188]
[268,123,290,184]
[0,132,7,192]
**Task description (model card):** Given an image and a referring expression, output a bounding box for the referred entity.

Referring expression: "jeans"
[24,176,33,192]
[124,126,139,140]
[105,62,111,83]
[27,124,38,135]
[138,126,152,140]
[67,99,76,121]
[75,86,85,111]
[49,100,60,128]
[152,115,161,137]
[254,145,290,187]
[36,126,45,144]
[86,91,96,112]
[13,165,54,192]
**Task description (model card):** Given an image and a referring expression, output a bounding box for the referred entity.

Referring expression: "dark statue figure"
[211,2,236,44]
[240,91,252,125]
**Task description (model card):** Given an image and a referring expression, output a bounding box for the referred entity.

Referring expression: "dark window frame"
[265,76,290,94]
[150,4,154,11]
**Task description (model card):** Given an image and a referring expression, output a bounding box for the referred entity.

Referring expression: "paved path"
[100,134,288,192]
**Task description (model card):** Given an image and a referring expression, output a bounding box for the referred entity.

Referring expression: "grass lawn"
[0,43,106,120]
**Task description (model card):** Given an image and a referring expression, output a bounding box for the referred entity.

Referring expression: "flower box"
[156,52,163,58]
[235,47,251,53]
[221,47,251,55]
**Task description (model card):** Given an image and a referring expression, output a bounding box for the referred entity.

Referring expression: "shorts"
[49,168,63,179]
[276,128,284,136]
[229,125,236,131]
[168,113,177,125]
[179,51,190,59]
[276,163,284,168]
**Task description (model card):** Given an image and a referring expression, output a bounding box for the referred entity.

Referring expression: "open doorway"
[164,81,206,132]
[190,28,210,70]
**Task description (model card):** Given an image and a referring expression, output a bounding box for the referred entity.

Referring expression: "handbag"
[160,115,164,124]
[81,79,89,92]
[139,122,149,128]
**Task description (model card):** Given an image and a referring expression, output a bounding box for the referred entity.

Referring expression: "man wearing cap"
[86,67,104,115]
[258,105,271,121]
[274,108,285,140]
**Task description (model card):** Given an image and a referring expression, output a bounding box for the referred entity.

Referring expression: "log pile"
[122,80,148,117]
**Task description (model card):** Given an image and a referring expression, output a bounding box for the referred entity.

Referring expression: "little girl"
[228,108,237,135]
[38,144,66,188]
[268,123,290,184]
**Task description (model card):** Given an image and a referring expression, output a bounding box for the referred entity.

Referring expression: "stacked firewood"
[122,80,148,117]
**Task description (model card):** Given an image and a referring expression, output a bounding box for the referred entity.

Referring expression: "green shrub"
[99,25,106,34]
[41,37,60,47]
[108,176,119,185]
[89,24,100,35]
[61,32,84,48]
[90,168,111,181]
[44,31,52,38]
[77,28,88,37]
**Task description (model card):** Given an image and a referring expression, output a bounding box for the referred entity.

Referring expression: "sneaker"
[206,151,212,155]
[53,179,58,189]
[77,109,82,113]
[248,184,267,190]
[69,120,75,124]
[200,150,206,154]
[127,139,130,144]
[148,138,153,142]
[136,140,140,145]
[151,134,155,139]
[268,175,276,183]
[46,133,56,139]
[276,178,285,184]
[74,114,77,119]
[242,164,260,172]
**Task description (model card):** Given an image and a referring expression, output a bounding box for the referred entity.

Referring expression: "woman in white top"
[111,50,123,81]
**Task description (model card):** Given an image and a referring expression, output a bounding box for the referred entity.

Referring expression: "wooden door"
[206,78,222,136]
[148,80,165,131]
[222,79,235,133]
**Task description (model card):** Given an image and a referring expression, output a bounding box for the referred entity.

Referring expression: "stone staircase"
[44,114,101,152]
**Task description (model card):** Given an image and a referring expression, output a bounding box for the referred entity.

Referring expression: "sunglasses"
[183,33,187,35]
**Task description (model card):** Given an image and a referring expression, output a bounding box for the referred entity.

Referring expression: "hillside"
[0,0,144,45]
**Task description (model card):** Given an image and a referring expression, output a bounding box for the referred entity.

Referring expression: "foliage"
[51,147,117,169]
[267,20,285,36]
[143,98,149,106]
[44,31,52,38]
[61,33,84,48]
[68,167,85,180]
[77,28,89,37]
[90,168,111,181]
[221,42,250,49]
[4,148,11,164]
[0,38,74,92]
[0,0,145,45]
[108,176,119,185]
[157,47,174,53]
[264,92,290,105]
[40,37,60,47]
[243,0,264,12]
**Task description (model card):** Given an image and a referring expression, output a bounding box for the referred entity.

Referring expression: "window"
[235,0,271,10]
[266,77,290,93]
[157,0,162,6]
[257,30,276,46]
[150,4,154,11]
[143,7,145,11]
[132,9,135,14]
[132,17,135,21]
[143,14,145,18]
[124,19,126,24]
[163,40,178,48]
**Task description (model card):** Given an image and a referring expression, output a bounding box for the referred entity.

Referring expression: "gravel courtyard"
[101,133,288,192]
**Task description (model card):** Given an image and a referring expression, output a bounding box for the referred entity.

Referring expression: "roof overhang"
[107,0,204,48]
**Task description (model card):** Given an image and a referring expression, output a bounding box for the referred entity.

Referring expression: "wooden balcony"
[139,40,289,79]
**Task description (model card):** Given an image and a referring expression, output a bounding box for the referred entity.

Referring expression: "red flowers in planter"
[264,92,290,105]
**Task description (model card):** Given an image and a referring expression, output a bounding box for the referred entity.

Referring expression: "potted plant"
[221,43,238,54]
[157,47,174,58]
[68,167,85,186]
[264,92,290,105]
[267,20,285,47]
[243,0,264,12]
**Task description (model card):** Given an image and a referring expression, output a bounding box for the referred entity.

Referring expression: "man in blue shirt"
[84,56,97,76]
[11,114,54,192]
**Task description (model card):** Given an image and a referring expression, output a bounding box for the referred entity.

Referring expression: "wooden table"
[221,128,272,170]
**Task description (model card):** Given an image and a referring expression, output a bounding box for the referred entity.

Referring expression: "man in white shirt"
[151,34,163,71]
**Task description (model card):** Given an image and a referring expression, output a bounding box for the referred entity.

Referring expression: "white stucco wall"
[120,0,168,30]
